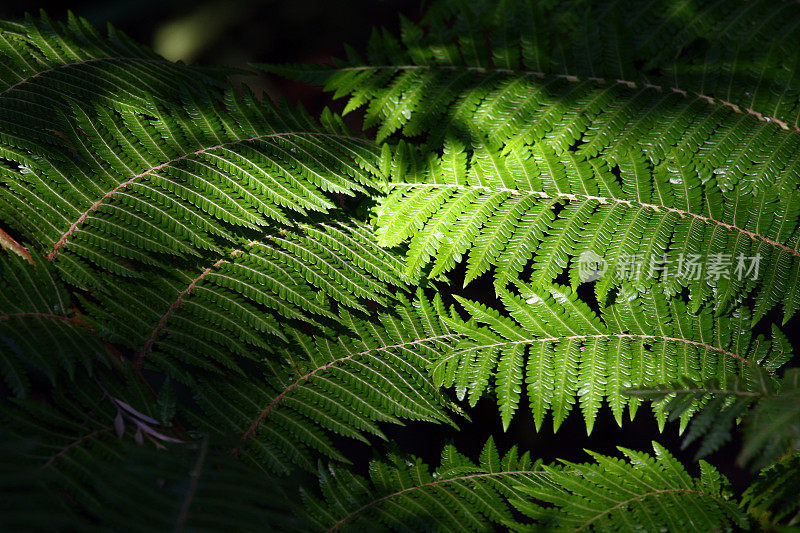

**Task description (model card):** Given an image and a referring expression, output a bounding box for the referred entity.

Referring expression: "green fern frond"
[0,369,178,506]
[268,0,800,138]
[742,454,800,528]
[79,220,411,375]
[0,253,108,396]
[294,438,747,532]
[1,3,799,530]
[630,368,800,470]
[1,380,292,532]
[297,437,543,532]
[0,87,382,285]
[743,369,800,470]
[2,212,452,475]
[0,11,227,154]
[374,138,800,323]
[1,392,753,532]
[508,441,747,532]
[266,0,800,322]
[432,282,787,432]
[192,289,460,473]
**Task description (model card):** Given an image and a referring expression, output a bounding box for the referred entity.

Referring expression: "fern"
[631,367,800,470]
[269,0,800,322]
[297,437,543,532]
[0,11,226,155]
[0,395,766,533]
[508,441,747,532]
[80,219,415,374]
[192,290,460,473]
[1,377,293,531]
[271,0,800,135]
[2,224,460,472]
[0,253,107,396]
[1,2,800,531]
[0,90,381,285]
[0,13,385,285]
[742,454,800,528]
[375,141,800,324]
[432,281,789,432]
[291,439,746,532]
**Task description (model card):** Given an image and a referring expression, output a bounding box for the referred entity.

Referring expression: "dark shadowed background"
[3,0,778,492]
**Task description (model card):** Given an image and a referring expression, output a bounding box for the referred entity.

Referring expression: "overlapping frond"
[0,11,226,155]
[0,3,799,531]
[266,0,800,322]
[80,219,412,375]
[296,437,543,532]
[376,140,800,322]
[0,369,179,505]
[508,441,746,532]
[268,0,800,137]
[193,290,459,473]
[0,87,382,285]
[0,253,107,396]
[632,367,800,469]
[742,454,800,528]
[432,282,790,432]
[0,376,292,532]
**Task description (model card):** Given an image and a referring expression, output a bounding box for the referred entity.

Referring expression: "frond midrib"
[238,331,463,443]
[46,131,374,261]
[306,64,798,132]
[438,333,755,368]
[384,182,800,258]
[325,468,551,532]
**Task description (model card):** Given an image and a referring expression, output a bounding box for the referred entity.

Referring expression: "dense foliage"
[1,1,799,530]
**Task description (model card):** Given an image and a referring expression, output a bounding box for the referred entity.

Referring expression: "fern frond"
[297,437,543,532]
[80,219,411,375]
[266,0,800,321]
[432,282,787,432]
[192,289,460,473]
[0,11,226,154]
[268,0,800,137]
[0,368,180,506]
[0,253,108,396]
[0,4,798,530]
[630,368,800,470]
[375,140,800,322]
[508,441,747,532]
[0,87,382,285]
[3,215,449,474]
[294,438,747,532]
[3,388,752,532]
[742,369,800,470]
[0,378,293,531]
[742,454,800,528]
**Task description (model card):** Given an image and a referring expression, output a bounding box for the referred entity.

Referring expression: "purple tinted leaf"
[114,411,125,438]
[129,418,183,443]
[112,397,159,425]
